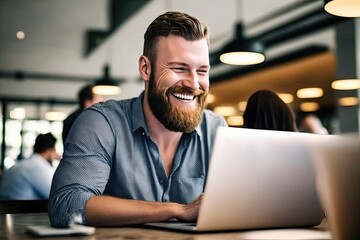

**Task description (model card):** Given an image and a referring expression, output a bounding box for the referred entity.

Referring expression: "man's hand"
[175,193,204,222]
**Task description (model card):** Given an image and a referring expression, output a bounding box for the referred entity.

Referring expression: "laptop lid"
[146,127,326,232]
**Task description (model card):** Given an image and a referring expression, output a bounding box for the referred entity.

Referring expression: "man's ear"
[139,55,151,82]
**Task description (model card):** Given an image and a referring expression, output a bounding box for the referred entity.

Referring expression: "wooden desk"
[0,213,331,240]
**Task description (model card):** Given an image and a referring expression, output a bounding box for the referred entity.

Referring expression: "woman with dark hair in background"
[243,89,297,131]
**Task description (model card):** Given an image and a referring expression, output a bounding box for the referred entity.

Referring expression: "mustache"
[168,86,205,96]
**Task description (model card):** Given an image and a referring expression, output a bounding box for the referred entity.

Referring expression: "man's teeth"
[173,93,194,101]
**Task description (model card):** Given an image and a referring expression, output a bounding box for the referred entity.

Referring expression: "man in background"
[0,132,59,200]
[62,84,103,144]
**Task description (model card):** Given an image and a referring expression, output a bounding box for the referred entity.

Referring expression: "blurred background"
[0,0,359,171]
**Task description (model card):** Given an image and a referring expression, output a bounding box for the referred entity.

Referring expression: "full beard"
[147,74,207,133]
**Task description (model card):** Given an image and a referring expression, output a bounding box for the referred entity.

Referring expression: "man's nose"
[182,71,200,90]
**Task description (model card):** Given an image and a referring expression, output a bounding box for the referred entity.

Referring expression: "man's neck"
[39,152,53,166]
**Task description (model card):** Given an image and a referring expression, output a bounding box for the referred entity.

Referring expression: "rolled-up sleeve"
[48,107,115,227]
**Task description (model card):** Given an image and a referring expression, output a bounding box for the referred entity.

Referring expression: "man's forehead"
[156,36,209,65]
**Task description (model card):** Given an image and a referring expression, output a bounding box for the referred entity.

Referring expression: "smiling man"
[48,11,227,227]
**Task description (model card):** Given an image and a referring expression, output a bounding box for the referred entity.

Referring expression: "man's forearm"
[85,195,183,226]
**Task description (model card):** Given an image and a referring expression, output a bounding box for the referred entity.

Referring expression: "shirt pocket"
[177,175,205,203]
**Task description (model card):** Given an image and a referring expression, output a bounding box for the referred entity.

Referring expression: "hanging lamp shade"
[331,79,360,90]
[324,0,360,17]
[93,65,121,95]
[219,23,265,65]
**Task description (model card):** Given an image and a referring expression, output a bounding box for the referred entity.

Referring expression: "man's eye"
[171,68,186,73]
[197,70,208,75]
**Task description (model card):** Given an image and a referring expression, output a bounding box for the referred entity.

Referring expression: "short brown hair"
[78,84,95,109]
[143,11,209,62]
[34,133,57,153]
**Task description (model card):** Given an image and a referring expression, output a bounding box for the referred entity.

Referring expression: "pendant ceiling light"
[219,23,265,65]
[331,79,360,90]
[324,0,360,17]
[338,96,359,106]
[93,65,121,95]
[297,87,324,99]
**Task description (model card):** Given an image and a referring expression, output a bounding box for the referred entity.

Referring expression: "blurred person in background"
[298,113,329,134]
[243,89,297,131]
[62,84,104,145]
[0,132,60,200]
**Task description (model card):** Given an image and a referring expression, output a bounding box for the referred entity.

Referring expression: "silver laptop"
[145,127,326,232]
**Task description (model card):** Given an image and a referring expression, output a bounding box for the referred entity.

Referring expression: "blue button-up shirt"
[0,153,55,200]
[48,92,227,227]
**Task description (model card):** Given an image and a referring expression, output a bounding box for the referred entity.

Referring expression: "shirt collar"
[130,91,202,139]
[131,91,149,135]
[194,124,202,139]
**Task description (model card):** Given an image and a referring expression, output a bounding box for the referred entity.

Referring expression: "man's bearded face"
[147,68,208,133]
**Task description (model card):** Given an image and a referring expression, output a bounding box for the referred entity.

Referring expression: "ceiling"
[209,51,336,111]
[0,0,351,120]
